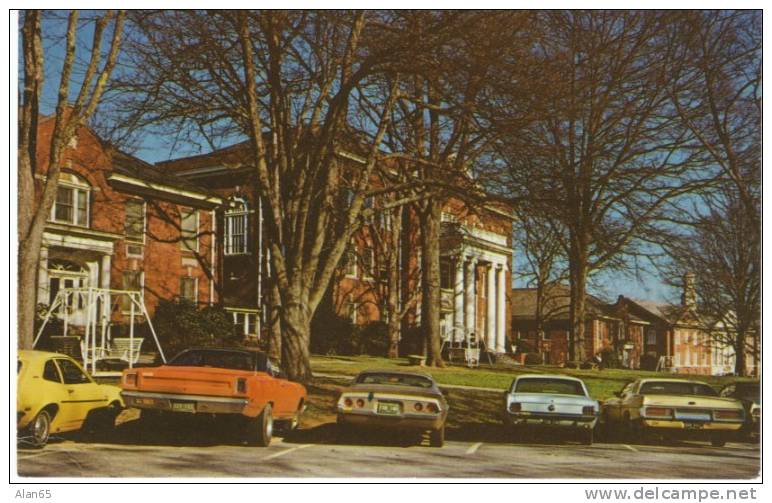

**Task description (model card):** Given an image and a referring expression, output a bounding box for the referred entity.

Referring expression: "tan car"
[335,370,449,447]
[602,378,745,447]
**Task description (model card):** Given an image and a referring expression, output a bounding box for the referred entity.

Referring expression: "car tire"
[27,410,52,448]
[630,419,649,445]
[248,403,273,447]
[83,403,121,440]
[580,428,594,446]
[429,426,445,448]
[711,434,726,447]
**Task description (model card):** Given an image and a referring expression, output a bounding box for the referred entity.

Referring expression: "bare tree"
[18,10,125,349]
[110,10,475,380]
[659,187,759,376]
[494,11,708,362]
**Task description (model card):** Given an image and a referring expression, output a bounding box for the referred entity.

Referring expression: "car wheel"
[84,403,121,440]
[248,403,273,447]
[28,410,52,448]
[580,428,594,446]
[711,434,726,447]
[429,426,445,448]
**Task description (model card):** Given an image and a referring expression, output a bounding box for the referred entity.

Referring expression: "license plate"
[684,422,704,429]
[377,402,401,416]
[676,412,710,421]
[171,402,196,413]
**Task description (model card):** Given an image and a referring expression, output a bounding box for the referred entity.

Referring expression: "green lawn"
[310,355,755,401]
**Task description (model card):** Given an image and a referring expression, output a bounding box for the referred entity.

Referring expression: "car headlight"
[124,373,137,387]
[582,406,596,416]
[509,402,521,412]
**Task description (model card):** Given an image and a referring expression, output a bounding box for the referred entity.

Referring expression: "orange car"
[121,347,306,446]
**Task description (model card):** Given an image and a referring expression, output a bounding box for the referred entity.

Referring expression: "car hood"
[346,383,443,400]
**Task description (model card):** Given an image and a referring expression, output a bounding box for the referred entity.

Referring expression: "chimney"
[681,272,696,309]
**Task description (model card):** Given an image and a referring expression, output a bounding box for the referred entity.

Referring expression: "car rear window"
[639,381,718,397]
[515,378,585,396]
[168,349,262,371]
[356,373,434,388]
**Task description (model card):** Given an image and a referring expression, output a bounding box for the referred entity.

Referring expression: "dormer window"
[51,172,90,227]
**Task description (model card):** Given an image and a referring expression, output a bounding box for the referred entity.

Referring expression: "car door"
[55,358,108,428]
[37,358,76,431]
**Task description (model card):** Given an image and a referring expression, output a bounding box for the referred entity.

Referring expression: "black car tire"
[580,428,594,445]
[83,403,121,439]
[711,434,726,447]
[27,409,52,448]
[248,403,273,447]
[429,426,445,448]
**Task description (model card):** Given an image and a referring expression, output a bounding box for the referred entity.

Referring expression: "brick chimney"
[681,272,697,309]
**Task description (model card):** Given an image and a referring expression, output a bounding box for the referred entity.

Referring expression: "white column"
[453,258,465,343]
[464,258,476,341]
[37,246,49,306]
[496,265,507,353]
[485,263,496,351]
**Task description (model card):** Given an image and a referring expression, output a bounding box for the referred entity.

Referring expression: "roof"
[515,374,585,383]
[510,285,614,321]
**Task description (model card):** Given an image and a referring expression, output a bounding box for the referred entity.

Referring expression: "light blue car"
[503,374,600,445]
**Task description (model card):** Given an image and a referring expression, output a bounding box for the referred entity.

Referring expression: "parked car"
[503,374,599,445]
[602,378,745,447]
[335,370,449,447]
[121,347,307,447]
[17,350,123,448]
[720,381,760,441]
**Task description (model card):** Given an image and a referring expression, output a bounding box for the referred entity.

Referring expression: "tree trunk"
[420,202,444,368]
[387,207,402,358]
[734,329,747,377]
[18,237,43,349]
[267,279,282,363]
[280,301,313,382]
[568,260,589,362]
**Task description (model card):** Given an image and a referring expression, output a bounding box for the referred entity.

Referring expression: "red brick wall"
[33,120,216,317]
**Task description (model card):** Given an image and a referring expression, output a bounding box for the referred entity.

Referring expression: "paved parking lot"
[17,419,760,479]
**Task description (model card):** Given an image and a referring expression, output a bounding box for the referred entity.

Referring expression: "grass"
[310,354,756,401]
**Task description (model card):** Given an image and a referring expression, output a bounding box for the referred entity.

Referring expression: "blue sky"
[26,11,678,304]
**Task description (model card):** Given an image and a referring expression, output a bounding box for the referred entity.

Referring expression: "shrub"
[398,326,425,357]
[357,321,389,357]
[151,299,238,359]
[600,347,620,369]
[524,352,542,365]
[310,308,355,356]
[640,352,659,371]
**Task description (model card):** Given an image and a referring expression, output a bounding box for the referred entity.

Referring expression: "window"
[125,199,145,243]
[344,246,358,278]
[122,270,142,311]
[440,261,453,290]
[43,360,61,383]
[180,209,199,252]
[224,198,249,255]
[51,173,89,226]
[646,329,657,346]
[180,276,197,303]
[362,246,375,278]
[347,297,358,323]
[56,359,91,385]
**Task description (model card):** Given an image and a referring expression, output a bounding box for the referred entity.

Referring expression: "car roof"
[356,369,436,381]
[515,374,585,383]
[638,378,711,386]
[18,349,73,361]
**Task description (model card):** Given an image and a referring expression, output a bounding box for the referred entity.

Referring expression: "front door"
[48,259,89,323]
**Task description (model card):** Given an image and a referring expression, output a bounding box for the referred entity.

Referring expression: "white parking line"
[623,444,638,452]
[263,444,313,461]
[466,442,483,455]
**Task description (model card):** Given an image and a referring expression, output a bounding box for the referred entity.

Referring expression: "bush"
[640,352,659,371]
[398,326,425,357]
[357,322,389,357]
[600,347,620,369]
[524,352,542,365]
[310,308,355,356]
[564,360,581,369]
[151,300,238,359]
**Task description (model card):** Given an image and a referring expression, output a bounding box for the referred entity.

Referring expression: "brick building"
[31,117,222,335]
[158,143,515,355]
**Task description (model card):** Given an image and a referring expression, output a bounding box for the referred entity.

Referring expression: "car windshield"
[515,378,585,396]
[639,381,718,397]
[168,349,264,371]
[735,383,760,401]
[356,372,434,388]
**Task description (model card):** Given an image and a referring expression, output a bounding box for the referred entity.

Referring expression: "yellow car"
[602,378,745,447]
[17,350,123,447]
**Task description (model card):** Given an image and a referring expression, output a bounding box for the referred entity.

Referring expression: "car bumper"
[121,390,249,415]
[337,409,445,430]
[640,419,743,432]
[506,412,598,429]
